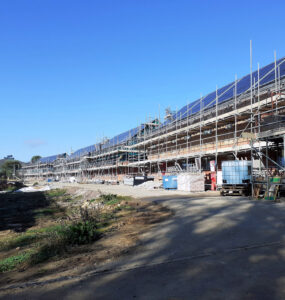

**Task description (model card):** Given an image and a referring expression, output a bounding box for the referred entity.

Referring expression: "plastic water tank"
[222,161,252,185]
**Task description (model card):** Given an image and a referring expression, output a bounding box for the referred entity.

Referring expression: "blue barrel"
[163,175,177,189]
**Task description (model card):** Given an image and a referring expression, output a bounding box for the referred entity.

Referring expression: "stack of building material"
[124,176,154,186]
[177,173,205,192]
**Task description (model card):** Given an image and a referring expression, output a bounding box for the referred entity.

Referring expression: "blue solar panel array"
[68,125,145,160]
[37,57,285,163]
[68,144,98,160]
[168,57,285,124]
[101,125,144,150]
[39,155,59,164]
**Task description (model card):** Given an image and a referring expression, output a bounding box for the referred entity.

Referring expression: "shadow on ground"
[2,196,285,299]
[0,192,52,232]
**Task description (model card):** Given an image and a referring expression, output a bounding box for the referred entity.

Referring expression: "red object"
[211,172,217,191]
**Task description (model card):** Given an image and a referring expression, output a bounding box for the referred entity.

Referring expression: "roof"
[68,125,144,160]
[37,56,285,162]
[38,154,66,164]
[166,57,285,124]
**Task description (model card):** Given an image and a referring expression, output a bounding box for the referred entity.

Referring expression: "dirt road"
[1,191,285,299]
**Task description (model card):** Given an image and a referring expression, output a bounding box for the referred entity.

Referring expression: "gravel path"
[52,182,219,199]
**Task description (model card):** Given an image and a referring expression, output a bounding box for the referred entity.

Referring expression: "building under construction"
[21,55,285,196]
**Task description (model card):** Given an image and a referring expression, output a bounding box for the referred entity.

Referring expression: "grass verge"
[0,191,133,273]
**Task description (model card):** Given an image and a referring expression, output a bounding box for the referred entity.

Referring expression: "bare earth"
[1,184,285,299]
[53,182,219,199]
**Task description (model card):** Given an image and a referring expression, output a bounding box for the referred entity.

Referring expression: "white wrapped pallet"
[217,171,223,186]
[177,173,205,192]
[123,177,134,186]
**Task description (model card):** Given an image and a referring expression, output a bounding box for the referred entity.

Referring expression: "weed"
[46,189,67,198]
[4,186,17,192]
[0,233,38,251]
[27,224,63,234]
[0,251,34,272]
[99,194,121,205]
[64,221,100,245]
[33,208,58,218]
[0,191,134,272]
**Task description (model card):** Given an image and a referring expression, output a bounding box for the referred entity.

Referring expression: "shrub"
[100,194,121,205]
[46,189,67,198]
[64,221,99,245]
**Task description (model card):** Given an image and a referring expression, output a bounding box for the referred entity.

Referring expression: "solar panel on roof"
[39,154,60,164]
[168,57,285,123]
[68,124,145,160]
[54,57,285,161]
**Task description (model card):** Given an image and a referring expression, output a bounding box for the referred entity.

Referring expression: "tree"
[31,155,41,163]
[0,160,22,179]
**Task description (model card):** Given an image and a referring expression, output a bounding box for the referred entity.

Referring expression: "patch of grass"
[100,212,115,220]
[121,205,134,211]
[45,189,72,202]
[46,189,67,198]
[0,219,101,272]
[0,251,34,272]
[71,195,83,202]
[0,191,135,273]
[29,221,100,265]
[0,233,38,251]
[0,224,67,251]
[99,194,123,206]
[113,202,135,213]
[4,185,17,192]
[27,224,63,234]
[33,208,59,219]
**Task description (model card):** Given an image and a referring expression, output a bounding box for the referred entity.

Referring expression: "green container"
[270,177,281,183]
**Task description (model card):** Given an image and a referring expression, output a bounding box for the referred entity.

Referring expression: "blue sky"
[1,0,285,162]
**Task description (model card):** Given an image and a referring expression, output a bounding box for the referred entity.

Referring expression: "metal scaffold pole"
[274,50,278,114]
[200,94,202,169]
[234,74,237,158]
[250,40,254,197]
[215,86,218,167]
[258,63,261,173]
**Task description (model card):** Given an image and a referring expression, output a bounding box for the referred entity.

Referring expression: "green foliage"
[46,189,67,198]
[28,221,99,266]
[33,208,59,219]
[0,220,100,272]
[64,221,99,245]
[99,193,121,205]
[29,229,66,265]
[0,160,22,179]
[114,204,134,212]
[45,189,72,202]
[0,190,134,272]
[27,224,62,234]
[4,185,17,192]
[0,233,38,251]
[31,155,41,163]
[0,251,33,272]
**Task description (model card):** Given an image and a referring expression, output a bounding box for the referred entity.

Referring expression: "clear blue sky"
[1,0,285,162]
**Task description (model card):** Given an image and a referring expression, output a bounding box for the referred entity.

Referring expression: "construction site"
[21,54,285,200]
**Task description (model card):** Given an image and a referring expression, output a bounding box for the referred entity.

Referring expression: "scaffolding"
[21,54,285,198]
